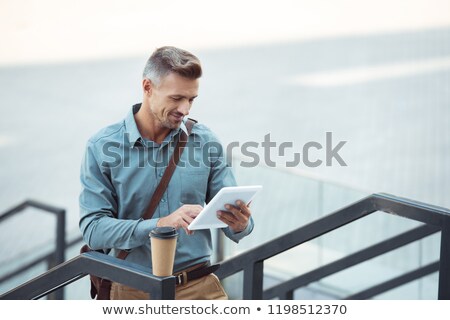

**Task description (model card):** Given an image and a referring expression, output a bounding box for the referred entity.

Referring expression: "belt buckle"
[176,272,188,286]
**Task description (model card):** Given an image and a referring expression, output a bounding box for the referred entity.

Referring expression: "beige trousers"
[110,273,228,300]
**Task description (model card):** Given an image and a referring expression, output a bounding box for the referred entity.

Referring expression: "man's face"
[145,72,199,129]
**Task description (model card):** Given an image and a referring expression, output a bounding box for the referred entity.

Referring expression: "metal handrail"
[0,251,176,300]
[2,193,449,300]
[344,261,440,299]
[0,235,82,285]
[216,193,450,300]
[263,224,440,299]
[0,200,66,299]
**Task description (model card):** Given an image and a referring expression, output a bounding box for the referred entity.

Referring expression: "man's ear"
[142,78,153,95]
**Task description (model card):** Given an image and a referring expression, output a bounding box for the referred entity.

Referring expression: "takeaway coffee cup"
[149,227,178,276]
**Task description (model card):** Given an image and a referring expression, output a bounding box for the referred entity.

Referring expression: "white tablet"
[188,185,263,230]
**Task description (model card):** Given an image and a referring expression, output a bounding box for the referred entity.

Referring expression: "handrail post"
[280,290,294,300]
[215,230,225,263]
[438,221,450,300]
[243,261,263,299]
[159,278,176,300]
[47,208,66,300]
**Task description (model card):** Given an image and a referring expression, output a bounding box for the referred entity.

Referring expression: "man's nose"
[178,101,190,115]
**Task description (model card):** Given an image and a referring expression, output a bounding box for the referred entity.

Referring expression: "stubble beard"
[152,109,181,130]
[161,118,180,130]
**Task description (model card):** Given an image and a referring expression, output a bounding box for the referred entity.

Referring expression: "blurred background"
[0,0,449,299]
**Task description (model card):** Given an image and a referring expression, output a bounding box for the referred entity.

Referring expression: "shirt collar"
[124,103,189,148]
[124,104,144,147]
[179,119,189,136]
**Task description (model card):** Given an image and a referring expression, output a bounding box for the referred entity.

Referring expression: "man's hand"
[217,200,251,233]
[157,204,203,235]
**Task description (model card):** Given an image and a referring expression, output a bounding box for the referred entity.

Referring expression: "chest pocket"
[180,170,209,205]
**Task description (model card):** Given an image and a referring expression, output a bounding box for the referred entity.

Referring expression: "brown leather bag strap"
[142,118,196,220]
[117,118,196,260]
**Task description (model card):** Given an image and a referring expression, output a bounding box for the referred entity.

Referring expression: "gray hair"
[142,46,202,86]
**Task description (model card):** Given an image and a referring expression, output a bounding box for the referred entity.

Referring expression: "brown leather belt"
[174,262,220,286]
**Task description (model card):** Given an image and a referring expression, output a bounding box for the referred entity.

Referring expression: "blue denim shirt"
[79,105,254,272]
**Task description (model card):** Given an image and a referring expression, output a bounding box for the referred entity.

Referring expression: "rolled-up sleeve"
[223,218,254,243]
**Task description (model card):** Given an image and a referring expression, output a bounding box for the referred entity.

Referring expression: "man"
[79,46,254,299]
